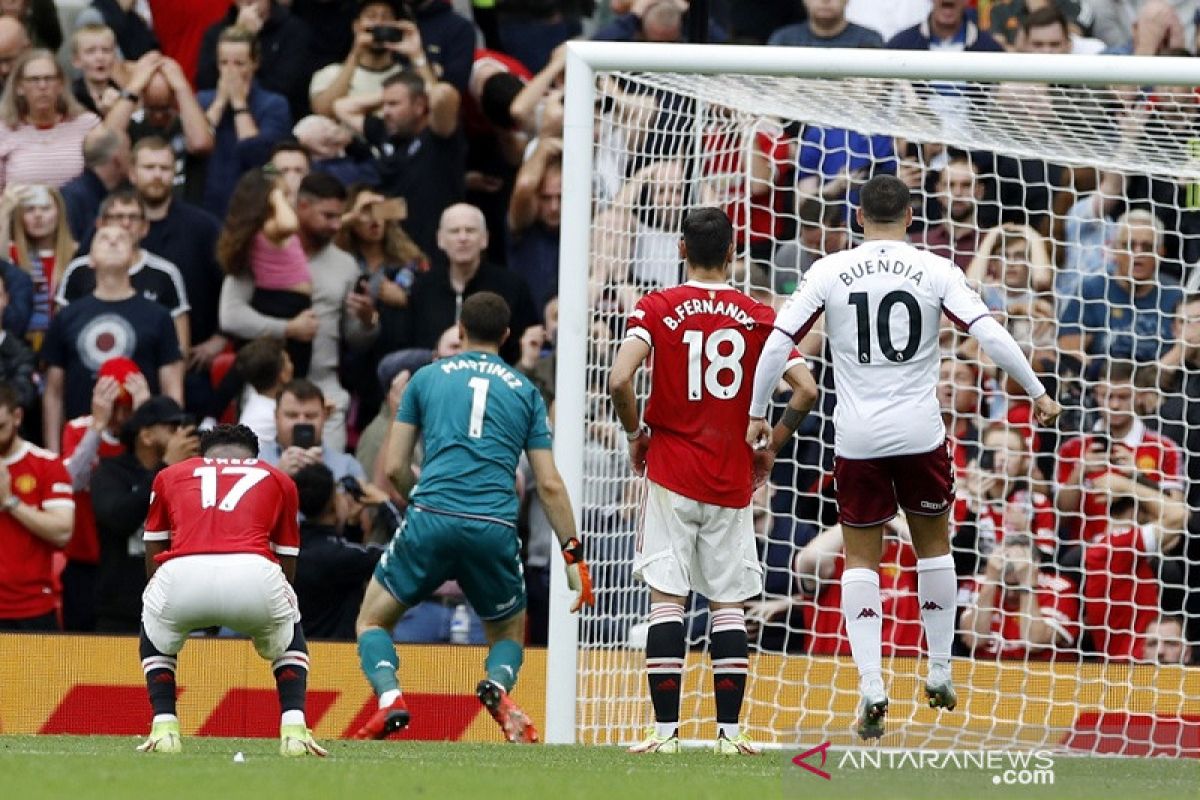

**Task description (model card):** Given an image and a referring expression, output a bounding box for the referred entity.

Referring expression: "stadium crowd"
[0,0,1195,668]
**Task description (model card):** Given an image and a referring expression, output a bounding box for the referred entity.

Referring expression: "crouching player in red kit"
[136,424,326,757]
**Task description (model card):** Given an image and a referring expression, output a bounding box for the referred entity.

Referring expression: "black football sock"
[645,602,686,735]
[139,626,178,718]
[710,608,749,738]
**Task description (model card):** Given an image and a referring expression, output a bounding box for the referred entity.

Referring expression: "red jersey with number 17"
[143,456,300,564]
[626,281,804,508]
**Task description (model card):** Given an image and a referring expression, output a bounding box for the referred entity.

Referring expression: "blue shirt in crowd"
[768,22,883,49]
[1059,273,1184,365]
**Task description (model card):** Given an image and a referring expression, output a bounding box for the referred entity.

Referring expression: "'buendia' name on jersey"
[663,298,756,331]
[839,258,924,287]
[440,356,524,389]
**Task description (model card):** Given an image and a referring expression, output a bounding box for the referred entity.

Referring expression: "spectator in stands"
[408,0,477,93]
[1098,0,1187,54]
[913,155,984,270]
[234,334,292,452]
[69,23,122,118]
[58,357,148,631]
[1,184,74,351]
[58,191,191,354]
[196,0,314,119]
[292,462,384,640]
[958,532,1080,660]
[406,203,537,364]
[0,0,60,51]
[76,0,160,60]
[104,52,216,193]
[1058,210,1184,374]
[41,225,183,451]
[0,382,73,631]
[1055,360,1185,545]
[986,0,1096,50]
[767,0,884,48]
[0,268,34,408]
[292,115,379,189]
[309,0,405,118]
[0,17,30,93]
[773,199,849,295]
[0,50,101,191]
[597,0,729,43]
[60,125,130,241]
[220,173,379,453]
[887,0,1005,51]
[268,140,312,207]
[1159,294,1200,513]
[218,167,313,376]
[953,424,1057,572]
[794,516,923,656]
[1081,469,1188,661]
[508,137,561,313]
[0,248,32,338]
[939,356,984,469]
[126,137,227,416]
[197,25,293,218]
[92,395,196,632]
[335,66,463,258]
[1143,614,1193,664]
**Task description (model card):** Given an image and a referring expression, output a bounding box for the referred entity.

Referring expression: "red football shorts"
[833,440,955,527]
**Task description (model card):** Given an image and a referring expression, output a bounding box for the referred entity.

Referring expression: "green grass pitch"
[0,736,1196,800]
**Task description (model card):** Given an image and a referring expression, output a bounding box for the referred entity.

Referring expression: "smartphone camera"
[372,25,404,44]
[292,423,317,449]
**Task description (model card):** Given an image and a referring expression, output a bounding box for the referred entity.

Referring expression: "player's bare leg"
[137,626,182,753]
[628,588,685,754]
[907,511,958,711]
[478,611,537,744]
[273,623,327,757]
[353,578,411,739]
[842,524,888,740]
[709,600,759,755]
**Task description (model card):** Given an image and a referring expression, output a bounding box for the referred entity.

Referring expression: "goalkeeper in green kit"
[353,292,594,743]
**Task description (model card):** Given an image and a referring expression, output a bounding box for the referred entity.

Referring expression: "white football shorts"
[141,553,301,660]
[634,479,763,602]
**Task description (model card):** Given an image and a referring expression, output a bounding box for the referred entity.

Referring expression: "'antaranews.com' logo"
[792,743,1056,786]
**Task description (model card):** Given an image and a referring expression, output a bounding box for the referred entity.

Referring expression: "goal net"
[555,44,1200,756]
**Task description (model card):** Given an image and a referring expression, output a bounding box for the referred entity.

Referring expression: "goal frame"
[545,41,1200,746]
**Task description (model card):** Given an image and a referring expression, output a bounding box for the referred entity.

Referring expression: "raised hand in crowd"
[163,425,200,465]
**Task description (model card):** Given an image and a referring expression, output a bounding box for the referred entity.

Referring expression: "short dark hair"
[859,174,910,225]
[480,73,523,129]
[279,378,325,406]
[235,337,288,393]
[98,188,147,220]
[292,462,335,519]
[1110,494,1137,518]
[199,423,260,457]
[382,70,428,102]
[298,171,346,202]
[460,291,510,344]
[0,383,21,412]
[1022,5,1070,37]
[1100,359,1135,385]
[681,206,733,268]
[270,139,310,165]
[132,135,173,163]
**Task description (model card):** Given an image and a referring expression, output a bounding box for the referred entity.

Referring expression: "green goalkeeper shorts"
[374,504,527,622]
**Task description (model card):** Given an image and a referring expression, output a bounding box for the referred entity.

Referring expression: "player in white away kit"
[748,176,1061,739]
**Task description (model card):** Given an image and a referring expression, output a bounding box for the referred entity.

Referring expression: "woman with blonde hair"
[0,49,100,191]
[0,183,76,351]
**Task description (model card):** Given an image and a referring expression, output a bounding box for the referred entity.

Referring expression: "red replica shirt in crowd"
[60,417,126,565]
[1055,420,1183,542]
[0,442,75,619]
[1083,523,1160,661]
[626,282,804,508]
[960,571,1080,661]
[952,488,1057,557]
[144,457,299,564]
[802,538,923,657]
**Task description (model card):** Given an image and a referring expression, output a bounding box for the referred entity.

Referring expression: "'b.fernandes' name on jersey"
[440,356,523,389]
[838,257,925,287]
[651,298,757,331]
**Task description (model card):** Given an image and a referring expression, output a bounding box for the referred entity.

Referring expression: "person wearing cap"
[41,225,183,452]
[90,395,198,632]
[58,356,151,631]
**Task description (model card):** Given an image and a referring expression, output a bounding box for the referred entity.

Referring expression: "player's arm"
[383,420,420,502]
[278,555,297,584]
[770,360,819,453]
[749,277,824,447]
[144,539,169,579]
[527,447,594,612]
[608,336,652,474]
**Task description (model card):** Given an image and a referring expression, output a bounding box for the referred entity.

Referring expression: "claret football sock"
[357,626,401,700]
[272,623,310,720]
[139,626,178,717]
[709,608,748,738]
[916,554,956,671]
[484,639,524,693]
[645,602,686,732]
[841,568,883,689]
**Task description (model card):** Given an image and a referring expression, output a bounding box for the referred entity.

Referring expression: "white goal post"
[546,42,1200,750]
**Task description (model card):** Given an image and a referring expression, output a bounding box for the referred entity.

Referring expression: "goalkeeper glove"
[561,537,595,613]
